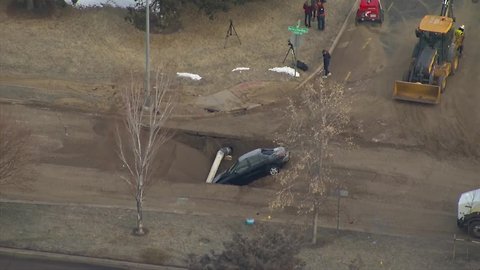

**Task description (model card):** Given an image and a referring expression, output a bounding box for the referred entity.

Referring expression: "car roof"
[238,148,263,162]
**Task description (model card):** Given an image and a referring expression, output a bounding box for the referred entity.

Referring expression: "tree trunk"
[26,0,34,10]
[135,183,145,235]
[312,204,319,244]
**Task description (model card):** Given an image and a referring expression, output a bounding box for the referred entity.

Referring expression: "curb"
[0,92,262,121]
[0,197,424,241]
[0,192,269,216]
[0,247,186,270]
[0,96,254,140]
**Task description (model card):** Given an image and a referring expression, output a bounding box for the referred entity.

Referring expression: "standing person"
[455,24,465,55]
[322,49,332,78]
[303,1,312,28]
[311,0,318,19]
[317,2,325,30]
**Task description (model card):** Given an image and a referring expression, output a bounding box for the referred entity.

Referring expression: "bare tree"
[0,110,30,187]
[116,70,175,235]
[271,79,352,244]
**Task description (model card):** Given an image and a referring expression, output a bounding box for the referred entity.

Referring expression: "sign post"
[285,20,309,77]
[335,189,349,234]
[287,20,309,49]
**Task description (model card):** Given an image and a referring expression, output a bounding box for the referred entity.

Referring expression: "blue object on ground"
[245,218,255,225]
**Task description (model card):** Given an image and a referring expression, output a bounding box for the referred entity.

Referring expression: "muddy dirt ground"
[1,0,480,269]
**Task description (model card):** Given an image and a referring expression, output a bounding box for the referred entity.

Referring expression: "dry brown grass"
[0,0,352,111]
[0,1,310,82]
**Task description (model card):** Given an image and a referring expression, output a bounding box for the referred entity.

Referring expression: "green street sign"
[288,26,309,35]
[288,20,309,35]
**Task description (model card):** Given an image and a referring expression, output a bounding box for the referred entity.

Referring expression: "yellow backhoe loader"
[393,0,463,104]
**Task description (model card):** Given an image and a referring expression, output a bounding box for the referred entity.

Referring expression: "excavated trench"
[169,131,276,186]
[49,120,276,187]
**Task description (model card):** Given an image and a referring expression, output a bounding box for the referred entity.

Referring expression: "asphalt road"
[0,254,122,270]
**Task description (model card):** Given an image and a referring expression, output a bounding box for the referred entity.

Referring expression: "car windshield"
[227,162,239,172]
[227,159,249,173]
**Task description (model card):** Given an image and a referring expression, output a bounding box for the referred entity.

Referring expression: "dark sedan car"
[213,147,289,185]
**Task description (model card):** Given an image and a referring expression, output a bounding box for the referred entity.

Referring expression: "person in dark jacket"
[311,0,318,19]
[322,49,332,78]
[303,1,312,27]
[317,2,325,30]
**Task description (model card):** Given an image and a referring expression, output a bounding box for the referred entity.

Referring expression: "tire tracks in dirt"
[394,99,479,160]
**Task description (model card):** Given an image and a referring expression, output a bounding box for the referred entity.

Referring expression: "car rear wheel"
[269,167,280,176]
[468,221,480,238]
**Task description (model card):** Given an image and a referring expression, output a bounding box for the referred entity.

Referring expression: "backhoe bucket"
[393,80,441,104]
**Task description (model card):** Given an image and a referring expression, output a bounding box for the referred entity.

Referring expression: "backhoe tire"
[403,60,416,82]
[428,73,435,85]
[437,76,447,93]
[468,220,480,238]
[450,55,459,75]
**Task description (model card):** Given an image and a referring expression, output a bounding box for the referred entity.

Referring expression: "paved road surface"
[0,254,122,270]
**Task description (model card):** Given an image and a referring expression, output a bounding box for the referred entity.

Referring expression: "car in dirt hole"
[213,147,290,186]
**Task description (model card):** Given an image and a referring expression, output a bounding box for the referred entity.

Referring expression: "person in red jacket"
[303,1,313,27]
[317,2,325,30]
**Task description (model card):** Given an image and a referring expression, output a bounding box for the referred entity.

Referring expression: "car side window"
[248,155,265,167]
[234,160,249,174]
